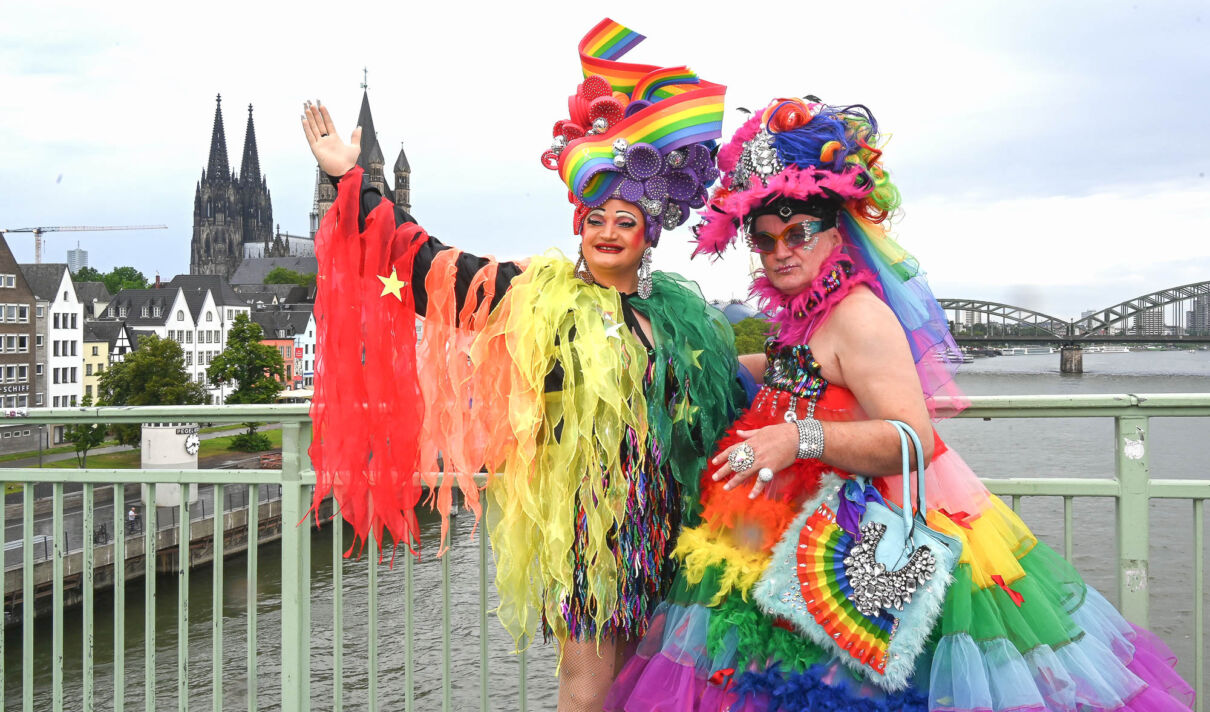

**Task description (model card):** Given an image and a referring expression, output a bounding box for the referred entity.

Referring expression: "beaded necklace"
[749,247,878,423]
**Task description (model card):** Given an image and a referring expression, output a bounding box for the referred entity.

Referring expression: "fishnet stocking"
[557,637,635,712]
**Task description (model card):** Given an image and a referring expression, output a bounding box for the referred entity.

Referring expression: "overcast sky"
[1,0,1206,320]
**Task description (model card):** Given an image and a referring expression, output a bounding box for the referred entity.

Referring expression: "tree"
[101,266,149,294]
[98,335,208,446]
[63,395,107,467]
[732,317,771,354]
[207,313,285,449]
[264,267,316,287]
[73,265,104,281]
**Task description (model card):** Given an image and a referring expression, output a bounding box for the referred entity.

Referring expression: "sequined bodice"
[763,338,828,399]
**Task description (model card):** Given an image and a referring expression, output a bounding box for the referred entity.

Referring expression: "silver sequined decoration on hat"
[842,522,938,618]
[551,135,568,155]
[592,117,610,133]
[665,149,687,169]
[662,206,682,230]
[612,138,629,154]
[638,196,664,217]
[729,129,784,191]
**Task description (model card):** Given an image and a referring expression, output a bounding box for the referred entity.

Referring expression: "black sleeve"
[327,172,524,318]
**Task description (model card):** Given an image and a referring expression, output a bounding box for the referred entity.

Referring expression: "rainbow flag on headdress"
[561,19,726,204]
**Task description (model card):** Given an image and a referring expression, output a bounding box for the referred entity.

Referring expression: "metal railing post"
[279,422,310,711]
[1114,413,1150,627]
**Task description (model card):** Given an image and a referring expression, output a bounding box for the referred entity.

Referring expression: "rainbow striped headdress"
[540,18,726,246]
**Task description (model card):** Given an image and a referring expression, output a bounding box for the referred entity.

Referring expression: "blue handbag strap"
[886,420,927,532]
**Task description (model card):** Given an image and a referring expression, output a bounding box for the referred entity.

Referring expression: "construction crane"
[0,225,168,264]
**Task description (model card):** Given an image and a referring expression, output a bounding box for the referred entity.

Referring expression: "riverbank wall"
[2,489,336,625]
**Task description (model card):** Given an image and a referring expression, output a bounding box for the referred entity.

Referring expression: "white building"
[1132,307,1165,336]
[167,276,251,403]
[103,286,211,395]
[67,245,88,273]
[20,263,85,443]
[102,277,253,405]
[298,311,316,388]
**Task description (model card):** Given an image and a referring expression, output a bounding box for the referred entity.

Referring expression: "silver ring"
[757,467,774,483]
[727,444,756,473]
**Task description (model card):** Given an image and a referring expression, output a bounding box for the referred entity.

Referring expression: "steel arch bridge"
[939,279,1210,344]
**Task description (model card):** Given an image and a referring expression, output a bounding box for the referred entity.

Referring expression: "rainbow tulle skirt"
[605,398,1195,711]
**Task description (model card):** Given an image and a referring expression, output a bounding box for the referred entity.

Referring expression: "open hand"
[710,422,799,499]
[301,100,361,178]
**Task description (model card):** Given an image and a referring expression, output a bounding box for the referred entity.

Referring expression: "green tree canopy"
[72,265,104,281]
[732,317,771,354]
[264,267,316,287]
[207,314,285,443]
[101,266,149,294]
[98,334,207,446]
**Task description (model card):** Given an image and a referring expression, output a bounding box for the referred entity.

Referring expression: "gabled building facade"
[81,322,109,403]
[0,237,39,453]
[20,264,84,443]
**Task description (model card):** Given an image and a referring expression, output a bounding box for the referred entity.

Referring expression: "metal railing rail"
[0,396,1205,711]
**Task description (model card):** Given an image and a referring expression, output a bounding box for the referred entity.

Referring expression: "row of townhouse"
[102,276,248,403]
[249,306,316,390]
[0,236,321,454]
[0,238,39,454]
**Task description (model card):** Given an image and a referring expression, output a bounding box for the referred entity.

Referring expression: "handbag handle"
[886,420,928,531]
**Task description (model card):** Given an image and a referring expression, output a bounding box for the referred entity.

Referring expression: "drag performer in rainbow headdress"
[605,98,1195,711]
[302,19,743,710]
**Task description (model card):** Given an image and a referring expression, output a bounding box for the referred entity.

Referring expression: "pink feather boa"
[751,248,882,347]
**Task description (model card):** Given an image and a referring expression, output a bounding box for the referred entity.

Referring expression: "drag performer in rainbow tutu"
[302,19,744,710]
[605,98,1195,711]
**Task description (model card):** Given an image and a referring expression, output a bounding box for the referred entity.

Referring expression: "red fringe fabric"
[309,167,427,558]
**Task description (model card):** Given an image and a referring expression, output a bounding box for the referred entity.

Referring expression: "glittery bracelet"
[795,418,825,460]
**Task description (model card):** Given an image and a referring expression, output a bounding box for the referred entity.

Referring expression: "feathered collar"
[751,248,881,347]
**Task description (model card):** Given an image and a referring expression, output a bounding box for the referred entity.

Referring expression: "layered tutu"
[605,385,1195,712]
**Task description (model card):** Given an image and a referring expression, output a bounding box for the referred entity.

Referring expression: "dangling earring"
[637,246,653,299]
[575,247,595,285]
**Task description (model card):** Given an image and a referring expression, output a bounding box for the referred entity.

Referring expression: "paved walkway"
[1,423,281,469]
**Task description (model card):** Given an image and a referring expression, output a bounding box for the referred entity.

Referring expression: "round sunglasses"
[744,218,824,253]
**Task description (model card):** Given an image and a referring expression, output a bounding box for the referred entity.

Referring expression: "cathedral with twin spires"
[191,86,410,279]
[190,95,276,278]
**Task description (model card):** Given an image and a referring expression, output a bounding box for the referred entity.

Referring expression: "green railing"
[0,395,1206,711]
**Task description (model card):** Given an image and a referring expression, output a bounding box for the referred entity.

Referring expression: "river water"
[4,350,1209,710]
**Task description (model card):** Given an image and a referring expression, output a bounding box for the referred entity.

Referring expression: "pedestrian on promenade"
[126,506,139,534]
[605,97,1195,710]
[303,19,744,710]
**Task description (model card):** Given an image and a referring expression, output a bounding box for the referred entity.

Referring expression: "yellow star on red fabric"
[378,268,407,301]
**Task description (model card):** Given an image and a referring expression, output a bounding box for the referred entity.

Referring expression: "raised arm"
[302,101,523,319]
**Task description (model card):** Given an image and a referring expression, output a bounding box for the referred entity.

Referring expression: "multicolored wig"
[540,19,725,246]
[695,98,966,417]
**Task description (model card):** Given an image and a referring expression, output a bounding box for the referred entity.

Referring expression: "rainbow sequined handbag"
[753,420,962,691]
